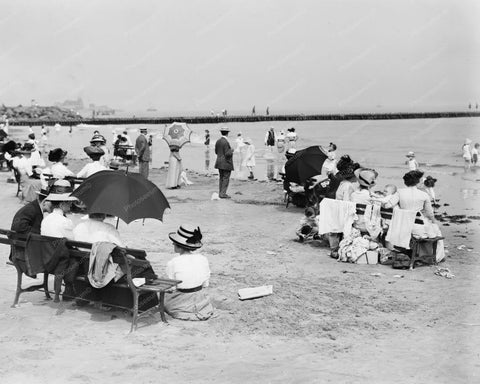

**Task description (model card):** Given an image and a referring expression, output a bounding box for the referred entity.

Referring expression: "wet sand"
[0,162,479,383]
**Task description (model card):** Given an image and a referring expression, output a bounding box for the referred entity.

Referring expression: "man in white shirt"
[73,213,124,246]
[77,146,107,178]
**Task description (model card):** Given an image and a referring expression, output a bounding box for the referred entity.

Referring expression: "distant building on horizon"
[55,97,84,111]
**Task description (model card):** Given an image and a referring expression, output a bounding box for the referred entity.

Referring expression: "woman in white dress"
[398,170,445,262]
[242,138,256,180]
[164,224,214,321]
[166,144,182,189]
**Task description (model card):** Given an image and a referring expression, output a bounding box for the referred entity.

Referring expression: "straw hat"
[45,180,77,202]
[169,225,203,250]
[406,151,415,158]
[354,168,378,188]
[220,126,230,132]
[90,134,106,144]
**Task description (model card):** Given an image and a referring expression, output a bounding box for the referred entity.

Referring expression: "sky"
[0,0,479,114]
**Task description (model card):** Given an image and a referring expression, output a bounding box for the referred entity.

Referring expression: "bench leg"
[130,291,139,333]
[159,291,167,323]
[43,273,51,300]
[12,266,23,307]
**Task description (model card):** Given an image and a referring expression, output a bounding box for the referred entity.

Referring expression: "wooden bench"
[0,229,181,332]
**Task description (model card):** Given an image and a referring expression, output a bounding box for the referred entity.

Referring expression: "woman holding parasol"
[163,122,192,189]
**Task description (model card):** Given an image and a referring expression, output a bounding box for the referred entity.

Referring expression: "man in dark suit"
[135,127,150,179]
[214,127,234,198]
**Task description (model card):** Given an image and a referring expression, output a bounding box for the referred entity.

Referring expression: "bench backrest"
[355,203,424,225]
[0,228,146,260]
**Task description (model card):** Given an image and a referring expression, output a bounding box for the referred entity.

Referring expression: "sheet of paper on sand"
[238,285,273,300]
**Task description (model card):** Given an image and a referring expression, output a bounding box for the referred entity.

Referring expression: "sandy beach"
[0,157,479,384]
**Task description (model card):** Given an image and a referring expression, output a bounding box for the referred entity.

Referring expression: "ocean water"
[7,117,480,212]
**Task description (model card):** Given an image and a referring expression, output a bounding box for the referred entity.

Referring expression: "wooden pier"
[7,111,480,126]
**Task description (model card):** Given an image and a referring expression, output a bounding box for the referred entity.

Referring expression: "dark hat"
[169,225,203,250]
[424,175,437,187]
[19,143,35,154]
[48,148,67,162]
[2,140,17,153]
[337,164,357,180]
[84,145,105,157]
[28,133,35,140]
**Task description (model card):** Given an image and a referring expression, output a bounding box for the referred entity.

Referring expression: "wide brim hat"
[35,188,50,199]
[45,179,77,201]
[45,193,78,202]
[90,135,106,143]
[169,225,203,250]
[139,128,148,133]
[49,179,74,194]
[220,126,230,132]
[406,151,415,158]
[84,145,105,157]
[48,148,67,162]
[354,168,378,187]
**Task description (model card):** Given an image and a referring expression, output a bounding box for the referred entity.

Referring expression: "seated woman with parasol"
[164,225,214,321]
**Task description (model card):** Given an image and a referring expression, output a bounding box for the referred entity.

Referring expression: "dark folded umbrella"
[71,170,170,224]
[285,146,328,184]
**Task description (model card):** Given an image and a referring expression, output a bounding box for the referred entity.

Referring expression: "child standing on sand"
[242,138,256,180]
[405,151,419,171]
[471,143,479,166]
[462,139,472,170]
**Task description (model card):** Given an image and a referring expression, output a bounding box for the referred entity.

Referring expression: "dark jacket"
[11,200,43,235]
[135,134,150,162]
[10,200,43,274]
[214,136,234,171]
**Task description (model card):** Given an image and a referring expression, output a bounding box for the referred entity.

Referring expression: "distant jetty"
[7,111,480,126]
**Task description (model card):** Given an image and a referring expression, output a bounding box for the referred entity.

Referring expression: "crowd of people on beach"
[0,122,476,323]
[290,145,445,267]
[1,124,214,321]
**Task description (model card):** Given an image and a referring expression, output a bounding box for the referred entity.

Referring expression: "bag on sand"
[392,251,411,269]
